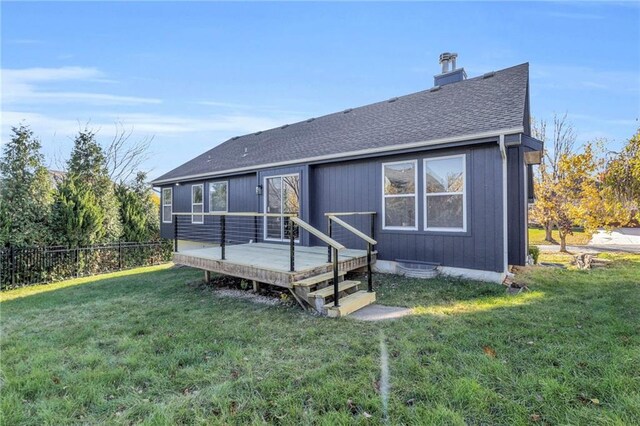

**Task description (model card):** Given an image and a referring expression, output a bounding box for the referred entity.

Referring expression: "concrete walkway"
[537,244,640,254]
[349,304,413,321]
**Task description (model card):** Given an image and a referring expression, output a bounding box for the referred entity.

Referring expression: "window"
[162,187,172,223]
[209,181,228,212]
[424,155,466,231]
[191,184,204,224]
[382,160,418,229]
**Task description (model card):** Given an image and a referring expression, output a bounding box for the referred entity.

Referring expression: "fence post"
[118,241,123,270]
[75,247,79,278]
[220,215,226,260]
[173,215,178,252]
[289,219,295,272]
[10,246,15,288]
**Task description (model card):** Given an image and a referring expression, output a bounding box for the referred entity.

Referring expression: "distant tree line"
[0,124,159,248]
[530,114,639,251]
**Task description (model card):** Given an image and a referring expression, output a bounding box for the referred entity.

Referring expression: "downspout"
[498,135,509,277]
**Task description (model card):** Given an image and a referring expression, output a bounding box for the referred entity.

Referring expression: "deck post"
[173,215,178,252]
[370,213,375,250]
[367,243,373,292]
[289,220,295,272]
[327,218,332,263]
[220,215,226,260]
[254,215,258,243]
[333,247,340,307]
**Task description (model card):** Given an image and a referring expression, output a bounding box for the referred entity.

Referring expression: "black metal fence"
[0,241,173,290]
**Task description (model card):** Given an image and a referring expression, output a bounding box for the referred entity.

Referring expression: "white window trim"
[263,173,300,242]
[208,180,229,213]
[162,187,173,223]
[191,184,204,224]
[423,154,467,232]
[381,159,419,231]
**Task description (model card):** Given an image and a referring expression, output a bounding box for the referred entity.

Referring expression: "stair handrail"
[289,217,346,308]
[290,217,345,251]
[327,215,377,245]
[326,212,377,296]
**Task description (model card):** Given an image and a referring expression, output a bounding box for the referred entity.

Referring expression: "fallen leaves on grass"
[577,394,600,405]
[483,346,497,358]
[530,413,541,422]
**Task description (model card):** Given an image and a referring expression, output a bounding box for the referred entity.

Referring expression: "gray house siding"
[309,144,505,272]
[160,173,258,241]
[507,146,526,266]
[159,142,531,273]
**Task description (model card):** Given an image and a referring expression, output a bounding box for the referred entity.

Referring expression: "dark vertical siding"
[507,146,526,266]
[310,144,505,272]
[159,173,258,240]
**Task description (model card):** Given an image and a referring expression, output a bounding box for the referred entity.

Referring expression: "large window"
[162,187,172,223]
[424,155,466,231]
[382,160,418,230]
[209,181,228,212]
[191,184,204,224]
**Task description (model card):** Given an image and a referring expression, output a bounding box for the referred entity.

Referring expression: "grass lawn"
[528,227,592,246]
[2,256,639,425]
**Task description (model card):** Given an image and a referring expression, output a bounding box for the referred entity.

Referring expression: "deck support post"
[204,270,211,284]
[289,220,295,272]
[367,243,373,292]
[333,247,340,307]
[252,280,259,292]
[220,215,226,260]
[173,215,178,252]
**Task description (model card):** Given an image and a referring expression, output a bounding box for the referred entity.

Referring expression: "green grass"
[528,227,592,246]
[2,256,639,425]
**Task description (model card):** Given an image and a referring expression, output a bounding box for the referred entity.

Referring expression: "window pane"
[192,185,203,203]
[425,157,464,193]
[162,188,172,205]
[210,182,227,211]
[163,206,172,221]
[193,205,203,214]
[384,197,415,228]
[426,194,464,228]
[384,163,415,195]
[282,175,300,214]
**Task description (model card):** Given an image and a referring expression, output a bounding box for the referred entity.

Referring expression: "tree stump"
[573,253,593,270]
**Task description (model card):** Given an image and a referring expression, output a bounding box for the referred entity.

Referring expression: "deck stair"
[293,273,376,316]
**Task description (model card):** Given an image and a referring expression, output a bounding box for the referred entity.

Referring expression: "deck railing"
[326,212,377,298]
[171,212,344,274]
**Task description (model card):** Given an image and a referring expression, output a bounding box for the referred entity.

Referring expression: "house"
[152,53,543,316]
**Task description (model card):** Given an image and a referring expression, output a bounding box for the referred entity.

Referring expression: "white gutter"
[151,126,524,185]
[498,134,509,275]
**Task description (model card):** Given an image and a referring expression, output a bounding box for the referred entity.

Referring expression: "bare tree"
[104,122,154,184]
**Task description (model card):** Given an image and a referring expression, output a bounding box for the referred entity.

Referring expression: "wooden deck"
[173,242,374,288]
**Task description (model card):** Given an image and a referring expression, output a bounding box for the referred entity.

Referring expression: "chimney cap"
[439,52,457,64]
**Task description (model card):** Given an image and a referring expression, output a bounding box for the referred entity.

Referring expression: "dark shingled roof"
[153,63,529,183]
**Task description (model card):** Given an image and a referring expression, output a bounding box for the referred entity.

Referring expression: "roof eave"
[151,126,524,185]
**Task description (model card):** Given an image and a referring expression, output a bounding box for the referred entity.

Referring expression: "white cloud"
[1,66,161,105]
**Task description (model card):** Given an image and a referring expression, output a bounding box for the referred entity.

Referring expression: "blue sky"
[2,1,639,179]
